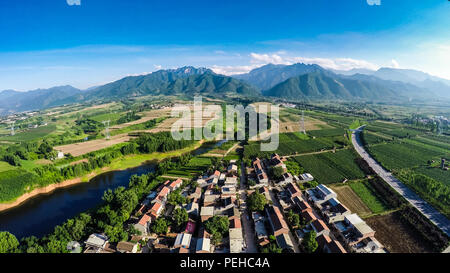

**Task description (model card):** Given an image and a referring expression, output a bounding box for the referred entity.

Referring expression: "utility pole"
[103,120,110,140]
[10,121,15,136]
[300,110,306,135]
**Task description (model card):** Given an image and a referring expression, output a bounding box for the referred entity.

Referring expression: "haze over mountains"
[1,64,450,115]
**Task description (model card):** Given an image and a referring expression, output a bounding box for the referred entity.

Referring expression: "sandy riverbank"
[0,140,205,213]
[0,174,93,212]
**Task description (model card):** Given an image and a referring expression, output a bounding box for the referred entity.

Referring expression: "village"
[77,153,387,254]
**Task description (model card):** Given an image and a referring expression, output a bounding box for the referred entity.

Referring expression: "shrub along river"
[0,140,226,239]
[0,163,157,239]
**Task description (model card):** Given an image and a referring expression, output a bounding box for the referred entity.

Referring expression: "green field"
[0,169,43,202]
[308,128,345,137]
[165,156,212,178]
[293,149,365,184]
[0,124,57,142]
[244,132,347,159]
[348,180,389,214]
[0,162,17,172]
[415,166,450,186]
[368,141,447,170]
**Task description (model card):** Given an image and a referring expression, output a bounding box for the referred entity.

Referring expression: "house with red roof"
[286,182,302,198]
[265,205,289,236]
[168,178,183,191]
[311,219,330,237]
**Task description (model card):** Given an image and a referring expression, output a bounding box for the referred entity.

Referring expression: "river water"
[0,140,227,239]
[0,163,156,239]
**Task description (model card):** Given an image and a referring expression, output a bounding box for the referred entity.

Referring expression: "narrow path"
[282,147,348,158]
[239,161,258,253]
[352,126,450,237]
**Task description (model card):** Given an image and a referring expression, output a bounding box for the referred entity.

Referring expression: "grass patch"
[348,180,389,214]
[293,149,365,184]
[0,124,57,142]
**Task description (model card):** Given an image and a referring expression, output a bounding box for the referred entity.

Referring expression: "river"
[0,140,227,239]
[0,163,156,239]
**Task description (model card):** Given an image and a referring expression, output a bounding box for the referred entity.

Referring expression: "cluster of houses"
[249,154,314,189]
[146,159,244,253]
[194,160,245,253]
[133,178,184,235]
[297,184,386,253]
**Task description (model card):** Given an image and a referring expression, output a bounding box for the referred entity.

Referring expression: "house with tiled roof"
[252,212,270,246]
[230,217,242,229]
[149,201,163,219]
[321,198,351,223]
[190,186,202,199]
[156,186,171,203]
[316,234,347,253]
[200,206,215,222]
[229,228,244,253]
[279,172,293,186]
[173,233,192,251]
[265,205,289,236]
[311,219,330,237]
[286,182,302,198]
[168,178,183,191]
[134,214,151,235]
[292,196,312,213]
[196,229,211,253]
[258,186,271,201]
[334,214,376,246]
[301,210,317,223]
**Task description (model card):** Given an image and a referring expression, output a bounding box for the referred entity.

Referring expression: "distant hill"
[76,66,259,100]
[233,63,328,90]
[0,67,259,114]
[263,71,437,101]
[0,86,82,114]
[333,67,450,99]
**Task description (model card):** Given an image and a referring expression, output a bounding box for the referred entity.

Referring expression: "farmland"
[293,149,366,184]
[329,185,372,217]
[243,132,348,159]
[365,211,435,253]
[0,124,57,142]
[348,180,390,214]
[367,141,446,170]
[165,156,212,178]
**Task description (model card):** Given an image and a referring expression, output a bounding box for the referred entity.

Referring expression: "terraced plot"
[329,185,372,217]
[348,181,389,214]
[293,149,365,184]
[368,142,446,170]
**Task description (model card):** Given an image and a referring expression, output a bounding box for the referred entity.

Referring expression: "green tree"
[247,191,267,212]
[152,218,169,235]
[287,210,300,227]
[0,232,19,253]
[172,208,188,228]
[271,166,285,179]
[204,216,229,236]
[211,232,223,245]
[302,230,318,253]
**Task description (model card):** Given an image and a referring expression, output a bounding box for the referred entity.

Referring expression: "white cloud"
[390,59,400,68]
[210,53,380,75]
[154,65,162,70]
[366,0,381,6]
[66,0,81,6]
[210,65,261,75]
[248,52,379,71]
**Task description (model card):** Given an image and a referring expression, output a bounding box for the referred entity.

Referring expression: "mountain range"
[1,64,450,115]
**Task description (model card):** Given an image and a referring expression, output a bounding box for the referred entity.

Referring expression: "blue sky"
[0,0,449,90]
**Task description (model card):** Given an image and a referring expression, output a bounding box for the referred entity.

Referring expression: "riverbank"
[0,140,204,212]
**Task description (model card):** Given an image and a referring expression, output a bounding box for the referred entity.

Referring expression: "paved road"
[239,161,258,253]
[352,126,450,237]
